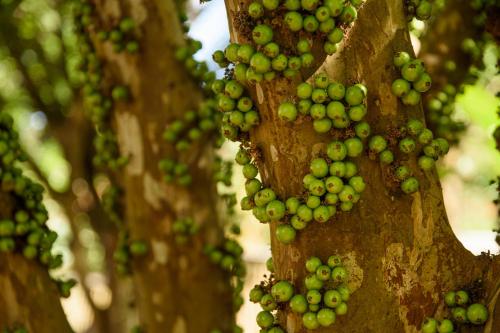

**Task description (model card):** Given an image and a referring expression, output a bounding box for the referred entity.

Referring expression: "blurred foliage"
[0,0,82,192]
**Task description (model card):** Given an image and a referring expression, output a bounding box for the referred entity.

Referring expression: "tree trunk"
[0,192,72,332]
[47,101,130,333]
[88,0,235,332]
[224,0,500,332]
[418,0,480,90]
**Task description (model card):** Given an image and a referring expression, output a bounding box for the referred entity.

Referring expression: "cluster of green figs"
[172,217,201,244]
[204,238,246,311]
[405,0,433,21]
[113,230,148,275]
[212,0,365,84]
[235,143,365,244]
[391,51,432,106]
[251,255,351,331]
[421,289,489,332]
[279,73,369,133]
[0,113,62,270]
[74,3,131,170]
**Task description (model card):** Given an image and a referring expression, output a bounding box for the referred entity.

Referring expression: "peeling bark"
[90,0,235,332]
[224,0,500,332]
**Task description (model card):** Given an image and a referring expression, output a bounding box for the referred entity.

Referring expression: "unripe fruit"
[336,302,348,315]
[306,289,322,304]
[263,0,280,10]
[250,52,271,74]
[324,0,345,17]
[315,6,331,22]
[455,290,469,305]
[310,158,329,178]
[316,265,331,281]
[297,82,313,99]
[252,25,274,45]
[304,274,324,290]
[340,5,357,23]
[416,1,432,20]
[466,303,488,325]
[368,135,387,153]
[331,266,348,282]
[451,306,467,323]
[327,141,347,161]
[302,312,319,330]
[248,2,264,18]
[297,204,313,222]
[421,317,438,333]
[271,280,294,302]
[401,177,419,194]
[314,205,331,223]
[306,195,321,209]
[328,28,344,44]
[286,197,301,214]
[290,294,308,313]
[380,150,394,164]
[444,291,456,307]
[317,308,336,326]
[401,60,424,82]
[324,289,342,308]
[313,118,333,133]
[309,179,327,196]
[284,11,303,31]
[301,0,320,11]
[327,255,342,268]
[225,43,240,62]
[418,156,435,170]
[325,176,344,194]
[349,176,366,193]
[276,224,296,244]
[392,79,411,97]
[327,82,345,100]
[407,119,424,136]
[345,85,365,106]
[395,166,411,180]
[242,163,258,179]
[399,137,416,154]
[291,215,307,230]
[250,285,265,303]
[237,44,255,64]
[306,256,323,273]
[345,137,364,157]
[437,319,454,333]
[402,89,421,106]
[266,200,286,221]
[393,51,411,67]
[260,293,277,311]
[256,311,274,328]
[413,73,432,93]
[348,105,367,121]
[278,102,298,122]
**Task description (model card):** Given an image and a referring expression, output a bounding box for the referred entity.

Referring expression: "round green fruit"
[276,224,296,244]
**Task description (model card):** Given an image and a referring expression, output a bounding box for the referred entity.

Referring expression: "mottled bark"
[47,101,129,333]
[90,0,234,332]
[0,192,72,332]
[224,0,500,332]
